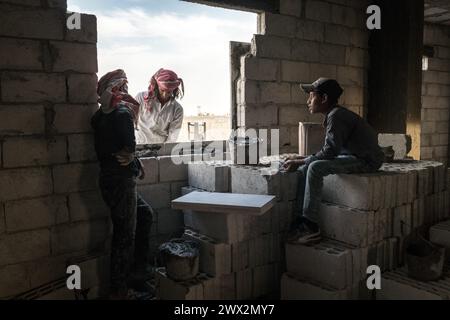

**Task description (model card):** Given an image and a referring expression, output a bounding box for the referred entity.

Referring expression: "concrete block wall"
[0,0,109,299]
[421,23,450,166]
[237,0,370,153]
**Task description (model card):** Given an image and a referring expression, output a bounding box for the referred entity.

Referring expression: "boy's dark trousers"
[99,174,153,292]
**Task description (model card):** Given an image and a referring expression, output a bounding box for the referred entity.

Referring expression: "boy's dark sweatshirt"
[91,104,140,177]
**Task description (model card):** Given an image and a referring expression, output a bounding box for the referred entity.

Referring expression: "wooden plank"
[171,191,276,215]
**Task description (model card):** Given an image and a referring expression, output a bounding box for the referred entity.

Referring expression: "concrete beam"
[181,0,279,13]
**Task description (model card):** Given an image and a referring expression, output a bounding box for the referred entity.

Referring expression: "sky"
[68,0,257,116]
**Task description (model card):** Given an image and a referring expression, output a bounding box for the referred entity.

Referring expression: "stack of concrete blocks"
[238,0,371,154]
[378,264,450,300]
[282,160,449,300]
[155,161,287,299]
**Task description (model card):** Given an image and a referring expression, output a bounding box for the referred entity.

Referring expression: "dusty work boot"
[287,219,321,245]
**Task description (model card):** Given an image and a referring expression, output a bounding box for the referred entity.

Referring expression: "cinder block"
[68,191,109,222]
[0,229,50,265]
[137,157,159,185]
[280,0,302,17]
[186,210,261,244]
[0,206,5,235]
[216,273,236,300]
[322,172,385,211]
[237,80,259,105]
[65,13,97,44]
[231,240,250,272]
[53,104,97,134]
[26,254,70,290]
[68,253,110,295]
[198,273,236,300]
[138,183,171,209]
[305,0,331,23]
[249,234,274,267]
[5,196,68,232]
[0,105,45,136]
[48,0,67,9]
[241,55,278,81]
[1,72,66,103]
[52,163,99,194]
[51,220,108,255]
[286,240,358,290]
[159,156,188,182]
[251,34,291,60]
[0,168,53,201]
[156,208,184,235]
[296,19,324,42]
[0,263,30,298]
[281,273,352,300]
[183,229,231,276]
[240,103,279,127]
[235,268,253,299]
[430,220,450,261]
[291,39,320,63]
[0,37,42,70]
[298,122,325,156]
[68,134,97,162]
[318,202,374,247]
[378,134,412,160]
[35,279,75,300]
[68,74,98,103]
[0,5,64,40]
[199,274,220,300]
[392,205,412,237]
[188,161,230,192]
[231,166,281,199]
[252,263,278,298]
[258,12,296,37]
[49,41,97,73]
[3,136,67,168]
[378,267,450,300]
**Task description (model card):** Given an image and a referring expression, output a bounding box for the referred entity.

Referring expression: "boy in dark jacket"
[92,70,153,299]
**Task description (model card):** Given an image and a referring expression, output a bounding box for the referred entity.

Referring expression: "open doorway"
[68,0,257,143]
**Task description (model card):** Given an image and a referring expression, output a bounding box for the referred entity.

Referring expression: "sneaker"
[287,221,321,245]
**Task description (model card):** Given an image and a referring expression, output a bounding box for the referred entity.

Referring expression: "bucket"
[158,238,199,281]
[406,238,445,281]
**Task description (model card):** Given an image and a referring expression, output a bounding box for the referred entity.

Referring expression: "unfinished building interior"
[0,0,449,300]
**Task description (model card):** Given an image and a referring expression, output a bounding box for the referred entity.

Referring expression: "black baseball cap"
[300,78,343,101]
